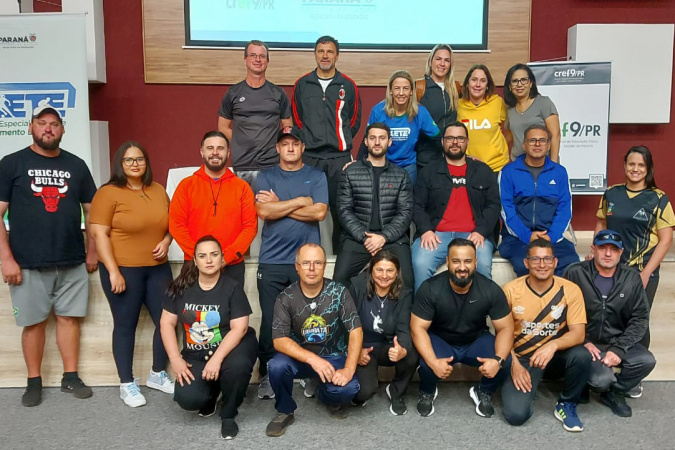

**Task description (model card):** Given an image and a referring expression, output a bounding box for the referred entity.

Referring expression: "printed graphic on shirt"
[302,314,328,343]
[512,286,568,356]
[182,304,223,350]
[370,310,384,333]
[390,127,411,141]
[28,168,71,213]
[451,174,467,188]
[461,118,491,130]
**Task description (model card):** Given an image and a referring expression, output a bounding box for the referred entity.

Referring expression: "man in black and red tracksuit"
[292,35,362,253]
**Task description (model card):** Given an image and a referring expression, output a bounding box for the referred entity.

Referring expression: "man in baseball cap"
[564,230,655,417]
[252,124,328,400]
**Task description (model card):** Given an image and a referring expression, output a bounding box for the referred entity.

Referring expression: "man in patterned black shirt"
[266,243,363,437]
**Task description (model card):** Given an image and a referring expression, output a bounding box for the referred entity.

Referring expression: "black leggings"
[174,328,258,419]
[99,262,173,383]
[640,270,660,349]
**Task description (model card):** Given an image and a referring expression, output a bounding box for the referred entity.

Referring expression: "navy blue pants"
[268,353,360,414]
[499,234,579,277]
[99,262,173,383]
[418,331,509,395]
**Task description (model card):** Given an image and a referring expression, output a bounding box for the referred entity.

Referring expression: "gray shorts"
[10,264,89,327]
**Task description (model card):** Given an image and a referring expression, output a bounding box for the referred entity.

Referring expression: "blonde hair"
[425,44,459,110]
[385,70,418,119]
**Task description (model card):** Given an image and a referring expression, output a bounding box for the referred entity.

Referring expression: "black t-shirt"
[412,271,511,346]
[272,279,361,357]
[163,274,252,354]
[358,293,393,347]
[0,147,97,268]
[368,166,386,231]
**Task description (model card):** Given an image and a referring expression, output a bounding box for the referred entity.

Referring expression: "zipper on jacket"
[599,297,607,342]
[532,180,537,229]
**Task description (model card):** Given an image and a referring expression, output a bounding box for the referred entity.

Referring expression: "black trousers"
[173,328,257,419]
[333,237,414,289]
[588,344,656,393]
[354,344,418,402]
[640,270,659,348]
[256,263,298,376]
[303,152,352,254]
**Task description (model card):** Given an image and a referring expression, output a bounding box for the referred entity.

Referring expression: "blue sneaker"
[554,401,584,432]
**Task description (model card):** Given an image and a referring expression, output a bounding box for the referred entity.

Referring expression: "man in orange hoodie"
[169,131,257,286]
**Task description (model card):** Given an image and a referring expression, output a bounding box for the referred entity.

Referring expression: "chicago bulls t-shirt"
[0,147,97,268]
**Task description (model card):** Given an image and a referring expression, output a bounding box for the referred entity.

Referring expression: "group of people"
[0,36,672,441]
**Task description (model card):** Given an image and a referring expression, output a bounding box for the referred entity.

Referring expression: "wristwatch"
[491,356,504,368]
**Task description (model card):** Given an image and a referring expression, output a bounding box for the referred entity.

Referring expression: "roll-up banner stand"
[528,62,611,195]
[0,13,91,167]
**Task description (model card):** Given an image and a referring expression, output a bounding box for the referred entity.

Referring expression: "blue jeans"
[268,353,360,414]
[401,162,417,185]
[412,231,494,292]
[417,331,509,395]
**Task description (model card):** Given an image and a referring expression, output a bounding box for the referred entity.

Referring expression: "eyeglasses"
[528,256,555,265]
[526,138,550,146]
[247,53,267,60]
[595,233,622,244]
[297,260,325,269]
[510,77,530,86]
[123,157,146,166]
[442,136,467,143]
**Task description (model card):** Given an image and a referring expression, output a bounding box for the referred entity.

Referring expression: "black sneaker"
[266,413,295,437]
[601,390,632,417]
[625,382,643,399]
[220,419,238,440]
[350,398,367,407]
[416,388,438,417]
[60,377,93,399]
[21,384,42,407]
[469,385,495,418]
[198,396,218,417]
[326,403,349,419]
[386,384,407,415]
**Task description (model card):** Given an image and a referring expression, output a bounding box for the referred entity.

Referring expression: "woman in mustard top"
[457,64,512,172]
[90,141,175,407]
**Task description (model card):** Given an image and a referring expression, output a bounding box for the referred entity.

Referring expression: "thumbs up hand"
[388,336,408,362]
[359,346,374,366]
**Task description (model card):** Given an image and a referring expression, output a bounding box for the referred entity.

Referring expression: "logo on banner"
[553,68,585,79]
[0,33,37,49]
[0,82,76,136]
[562,121,601,138]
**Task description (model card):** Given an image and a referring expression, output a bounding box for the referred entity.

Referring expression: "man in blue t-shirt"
[253,127,329,400]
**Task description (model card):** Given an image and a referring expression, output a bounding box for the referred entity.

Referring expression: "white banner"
[0,13,91,168]
[529,62,611,195]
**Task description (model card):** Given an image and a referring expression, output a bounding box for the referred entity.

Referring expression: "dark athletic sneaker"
[601,390,632,417]
[386,384,407,415]
[469,385,495,418]
[350,398,367,407]
[198,396,218,417]
[625,382,643,399]
[416,388,438,417]
[220,419,238,440]
[60,377,93,399]
[326,404,349,419]
[21,384,42,407]
[266,413,295,437]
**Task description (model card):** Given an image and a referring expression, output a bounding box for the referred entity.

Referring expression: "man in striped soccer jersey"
[501,238,591,432]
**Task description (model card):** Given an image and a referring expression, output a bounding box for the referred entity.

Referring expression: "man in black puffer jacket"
[564,230,655,418]
[334,123,413,288]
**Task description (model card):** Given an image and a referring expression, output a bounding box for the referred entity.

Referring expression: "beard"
[449,269,474,288]
[203,156,226,172]
[444,146,466,161]
[33,133,62,151]
[367,146,387,159]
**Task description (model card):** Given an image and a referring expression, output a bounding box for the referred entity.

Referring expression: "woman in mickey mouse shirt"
[161,235,257,440]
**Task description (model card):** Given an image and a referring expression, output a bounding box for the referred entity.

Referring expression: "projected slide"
[185,0,488,50]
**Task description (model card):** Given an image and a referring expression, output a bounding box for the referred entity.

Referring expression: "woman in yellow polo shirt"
[457,65,512,172]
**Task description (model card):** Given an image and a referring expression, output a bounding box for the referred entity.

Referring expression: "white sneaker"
[147,370,175,394]
[120,380,147,408]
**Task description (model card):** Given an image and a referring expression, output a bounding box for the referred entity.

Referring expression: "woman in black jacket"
[349,250,418,415]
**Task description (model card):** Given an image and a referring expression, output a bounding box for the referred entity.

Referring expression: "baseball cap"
[277,126,302,143]
[32,104,63,123]
[593,230,623,249]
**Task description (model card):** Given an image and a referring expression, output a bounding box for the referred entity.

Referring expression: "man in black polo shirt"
[411,238,513,418]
